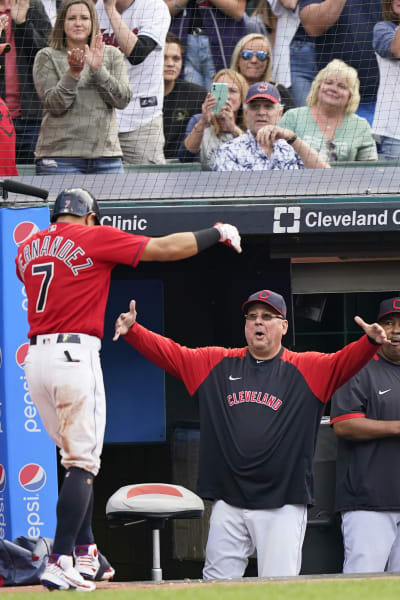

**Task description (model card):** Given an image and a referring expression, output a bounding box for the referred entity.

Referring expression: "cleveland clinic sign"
[272,206,400,234]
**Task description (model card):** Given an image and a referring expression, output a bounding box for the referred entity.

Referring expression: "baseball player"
[113,290,388,579]
[15,187,241,591]
[331,297,400,574]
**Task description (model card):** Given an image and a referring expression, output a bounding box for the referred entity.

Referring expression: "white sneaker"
[75,544,115,581]
[41,554,96,591]
[97,551,115,581]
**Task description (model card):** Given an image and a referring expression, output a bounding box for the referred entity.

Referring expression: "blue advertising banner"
[0,206,58,541]
[102,279,165,443]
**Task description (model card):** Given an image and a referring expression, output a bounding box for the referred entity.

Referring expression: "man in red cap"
[113,289,388,579]
[213,81,329,171]
[331,296,400,575]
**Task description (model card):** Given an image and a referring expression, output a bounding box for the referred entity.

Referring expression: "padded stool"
[106,483,204,582]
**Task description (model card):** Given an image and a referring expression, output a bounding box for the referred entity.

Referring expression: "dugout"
[4,166,400,581]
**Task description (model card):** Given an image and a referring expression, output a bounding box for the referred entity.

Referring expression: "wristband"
[194,227,220,252]
[286,134,297,145]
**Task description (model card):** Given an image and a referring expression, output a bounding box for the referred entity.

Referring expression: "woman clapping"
[33,0,131,174]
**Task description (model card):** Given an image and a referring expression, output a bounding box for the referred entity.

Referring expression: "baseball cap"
[241,290,287,318]
[245,82,281,105]
[377,297,400,321]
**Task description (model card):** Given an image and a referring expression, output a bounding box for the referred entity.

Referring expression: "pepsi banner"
[0,207,57,541]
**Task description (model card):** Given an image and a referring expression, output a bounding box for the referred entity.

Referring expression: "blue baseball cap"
[377,297,400,321]
[245,82,281,104]
[242,290,287,318]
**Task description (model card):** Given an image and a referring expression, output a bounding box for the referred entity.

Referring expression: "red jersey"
[15,222,150,338]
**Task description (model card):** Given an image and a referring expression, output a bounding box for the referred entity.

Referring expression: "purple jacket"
[169,2,247,72]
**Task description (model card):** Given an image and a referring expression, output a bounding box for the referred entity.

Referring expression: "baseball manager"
[113,289,389,579]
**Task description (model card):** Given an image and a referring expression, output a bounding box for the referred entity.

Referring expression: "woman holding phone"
[178,68,248,169]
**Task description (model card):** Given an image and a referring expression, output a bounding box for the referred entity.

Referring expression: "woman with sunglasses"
[243,1,302,95]
[279,59,377,163]
[178,68,248,169]
[230,33,295,114]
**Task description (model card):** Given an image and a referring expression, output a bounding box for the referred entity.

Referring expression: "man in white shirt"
[96,0,170,164]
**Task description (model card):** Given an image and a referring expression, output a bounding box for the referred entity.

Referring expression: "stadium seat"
[106,483,204,582]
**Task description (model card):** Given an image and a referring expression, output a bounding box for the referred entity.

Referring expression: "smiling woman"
[32,0,132,175]
[279,59,378,163]
[230,33,296,113]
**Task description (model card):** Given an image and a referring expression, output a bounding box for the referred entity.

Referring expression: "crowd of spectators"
[0,0,396,175]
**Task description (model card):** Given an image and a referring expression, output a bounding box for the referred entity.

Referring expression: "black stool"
[106,483,204,582]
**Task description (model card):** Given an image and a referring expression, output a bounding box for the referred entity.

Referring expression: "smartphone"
[211,82,228,114]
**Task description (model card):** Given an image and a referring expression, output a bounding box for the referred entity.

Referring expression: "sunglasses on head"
[326,140,338,162]
[240,49,269,62]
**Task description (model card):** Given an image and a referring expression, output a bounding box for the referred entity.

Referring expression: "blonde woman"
[178,68,248,169]
[279,59,378,162]
[244,0,301,90]
[230,32,295,112]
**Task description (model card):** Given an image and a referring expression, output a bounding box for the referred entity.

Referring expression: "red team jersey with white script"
[15,223,150,338]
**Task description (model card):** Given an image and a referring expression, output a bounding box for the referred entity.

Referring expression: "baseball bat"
[2,179,49,200]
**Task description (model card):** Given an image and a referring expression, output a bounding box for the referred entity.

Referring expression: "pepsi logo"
[15,343,29,369]
[0,465,6,493]
[19,464,46,492]
[13,222,39,246]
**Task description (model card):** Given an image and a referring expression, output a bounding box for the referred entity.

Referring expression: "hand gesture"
[85,33,105,72]
[217,98,237,134]
[354,316,389,345]
[113,300,137,341]
[200,93,217,126]
[213,222,242,254]
[0,14,8,34]
[10,0,29,24]
[67,47,85,77]
[257,125,294,152]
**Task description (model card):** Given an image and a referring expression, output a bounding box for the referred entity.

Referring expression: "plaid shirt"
[213,129,304,171]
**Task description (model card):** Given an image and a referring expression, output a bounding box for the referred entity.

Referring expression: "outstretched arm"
[113,299,137,341]
[354,316,389,345]
[140,223,242,261]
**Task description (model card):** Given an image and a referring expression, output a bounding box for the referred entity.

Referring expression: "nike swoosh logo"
[229,375,242,381]
[256,360,265,364]
[378,389,391,395]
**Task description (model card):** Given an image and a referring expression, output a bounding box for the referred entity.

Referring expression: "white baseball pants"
[203,499,307,579]
[24,333,105,476]
[342,510,400,573]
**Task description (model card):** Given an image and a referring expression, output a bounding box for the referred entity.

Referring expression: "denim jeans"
[290,39,317,107]
[184,33,216,92]
[36,157,124,175]
[378,136,400,160]
[13,118,41,164]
